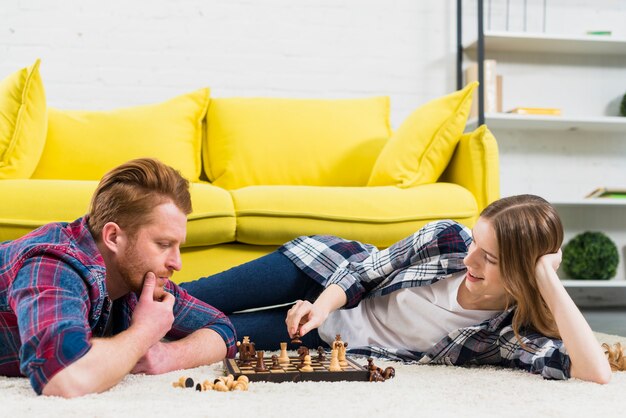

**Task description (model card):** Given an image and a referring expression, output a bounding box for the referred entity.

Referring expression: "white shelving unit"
[464,31,626,55]
[459,16,626,306]
[467,114,626,132]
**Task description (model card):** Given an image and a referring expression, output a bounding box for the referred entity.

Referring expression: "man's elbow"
[41,370,96,398]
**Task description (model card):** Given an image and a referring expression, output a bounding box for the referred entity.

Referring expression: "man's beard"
[117,240,146,295]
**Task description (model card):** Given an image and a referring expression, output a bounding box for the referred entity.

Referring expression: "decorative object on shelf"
[562,232,619,280]
[490,0,547,33]
[465,60,502,118]
[621,92,626,117]
[585,187,626,199]
[506,107,561,116]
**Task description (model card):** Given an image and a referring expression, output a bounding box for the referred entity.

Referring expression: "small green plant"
[621,92,626,117]
[562,231,619,280]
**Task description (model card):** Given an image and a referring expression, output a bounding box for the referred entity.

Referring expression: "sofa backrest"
[204,97,391,189]
[30,88,209,182]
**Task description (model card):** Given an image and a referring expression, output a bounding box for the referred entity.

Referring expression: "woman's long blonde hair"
[482,194,625,369]
[480,194,563,341]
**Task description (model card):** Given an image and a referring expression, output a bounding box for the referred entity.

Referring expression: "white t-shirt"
[318,272,499,352]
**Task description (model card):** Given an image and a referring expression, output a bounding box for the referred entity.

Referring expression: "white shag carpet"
[2,332,624,418]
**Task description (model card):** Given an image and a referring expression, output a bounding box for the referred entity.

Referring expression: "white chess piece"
[278,342,290,365]
[329,348,341,371]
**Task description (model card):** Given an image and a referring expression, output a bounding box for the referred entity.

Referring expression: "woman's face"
[462,217,509,302]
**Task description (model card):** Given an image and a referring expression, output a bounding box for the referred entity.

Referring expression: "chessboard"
[222,356,370,383]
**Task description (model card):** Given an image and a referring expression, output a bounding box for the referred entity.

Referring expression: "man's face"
[116,201,187,298]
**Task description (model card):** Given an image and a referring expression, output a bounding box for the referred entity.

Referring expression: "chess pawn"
[300,355,314,372]
[278,342,290,365]
[317,346,326,361]
[271,354,282,370]
[329,348,341,372]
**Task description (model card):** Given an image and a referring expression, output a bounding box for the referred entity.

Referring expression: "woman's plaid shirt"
[280,220,571,380]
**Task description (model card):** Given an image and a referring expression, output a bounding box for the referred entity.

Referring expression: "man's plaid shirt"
[280,220,571,380]
[0,217,236,394]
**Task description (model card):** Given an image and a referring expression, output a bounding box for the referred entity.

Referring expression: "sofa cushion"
[31,88,210,182]
[205,97,391,189]
[0,180,235,246]
[0,59,47,179]
[231,183,477,247]
[185,182,236,247]
[367,82,477,188]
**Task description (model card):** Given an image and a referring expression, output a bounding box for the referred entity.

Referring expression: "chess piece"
[329,348,341,371]
[367,357,384,382]
[297,346,309,366]
[338,342,348,367]
[333,334,348,367]
[291,330,302,344]
[383,366,396,380]
[278,342,290,365]
[300,354,314,372]
[271,354,282,370]
[237,336,256,365]
[254,350,268,372]
[317,346,326,361]
[367,357,395,382]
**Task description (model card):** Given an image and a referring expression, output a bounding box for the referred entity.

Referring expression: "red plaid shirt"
[0,217,236,394]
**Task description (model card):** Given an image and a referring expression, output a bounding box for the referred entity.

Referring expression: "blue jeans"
[180,251,328,351]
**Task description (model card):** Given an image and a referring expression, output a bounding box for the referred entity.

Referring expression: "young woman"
[181,194,614,383]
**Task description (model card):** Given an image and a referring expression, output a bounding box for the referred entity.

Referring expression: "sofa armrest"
[439,125,499,214]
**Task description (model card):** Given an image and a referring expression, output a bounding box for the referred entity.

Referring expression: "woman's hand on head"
[285,299,329,338]
[536,249,562,275]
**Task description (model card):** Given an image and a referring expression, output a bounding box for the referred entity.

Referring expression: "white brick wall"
[0,0,459,127]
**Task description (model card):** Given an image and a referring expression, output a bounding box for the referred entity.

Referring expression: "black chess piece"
[317,346,326,361]
[291,330,302,345]
[254,350,268,372]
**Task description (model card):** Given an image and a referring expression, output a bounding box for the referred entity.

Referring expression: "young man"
[0,158,236,397]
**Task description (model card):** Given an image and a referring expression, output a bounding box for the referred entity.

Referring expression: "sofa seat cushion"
[231,183,477,247]
[0,180,235,246]
[186,182,236,247]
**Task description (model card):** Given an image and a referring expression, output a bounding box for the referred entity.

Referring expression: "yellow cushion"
[440,125,500,214]
[205,97,391,189]
[367,82,477,188]
[0,179,235,246]
[31,88,210,181]
[231,184,477,247]
[0,59,47,179]
[185,182,236,247]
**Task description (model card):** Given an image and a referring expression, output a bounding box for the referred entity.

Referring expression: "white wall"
[2,0,624,196]
[0,0,459,128]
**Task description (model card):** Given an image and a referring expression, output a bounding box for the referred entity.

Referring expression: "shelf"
[562,280,626,287]
[463,31,626,55]
[551,199,626,207]
[563,281,626,308]
[467,114,626,132]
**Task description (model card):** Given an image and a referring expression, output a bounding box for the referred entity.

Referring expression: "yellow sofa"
[0,61,499,283]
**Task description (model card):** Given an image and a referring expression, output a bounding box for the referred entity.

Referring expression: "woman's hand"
[285,300,329,338]
[536,249,562,275]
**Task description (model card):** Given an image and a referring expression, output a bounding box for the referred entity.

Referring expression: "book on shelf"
[506,107,562,116]
[465,60,502,119]
[585,187,626,199]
